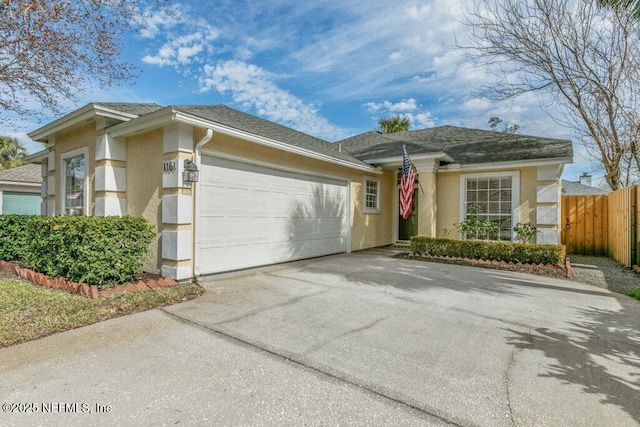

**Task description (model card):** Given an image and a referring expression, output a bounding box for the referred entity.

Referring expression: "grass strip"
[0,278,203,348]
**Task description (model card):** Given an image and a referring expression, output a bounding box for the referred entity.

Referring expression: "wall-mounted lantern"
[183,159,199,184]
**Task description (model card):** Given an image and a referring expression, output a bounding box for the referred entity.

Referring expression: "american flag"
[399,146,416,220]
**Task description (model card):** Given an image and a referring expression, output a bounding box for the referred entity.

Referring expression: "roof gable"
[338,125,573,166]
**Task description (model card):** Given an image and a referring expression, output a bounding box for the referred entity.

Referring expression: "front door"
[398,186,418,241]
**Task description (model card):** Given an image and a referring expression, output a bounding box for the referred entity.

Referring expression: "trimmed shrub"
[0,215,156,287]
[410,236,566,265]
[0,214,33,261]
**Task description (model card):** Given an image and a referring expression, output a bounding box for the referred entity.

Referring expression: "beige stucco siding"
[436,172,461,238]
[436,166,539,242]
[126,129,163,273]
[198,131,394,251]
[53,123,98,215]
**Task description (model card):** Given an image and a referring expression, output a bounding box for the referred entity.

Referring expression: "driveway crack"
[505,328,533,427]
[159,308,463,427]
[304,317,388,355]
[213,289,329,326]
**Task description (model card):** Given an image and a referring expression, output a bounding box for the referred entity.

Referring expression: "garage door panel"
[199,155,348,274]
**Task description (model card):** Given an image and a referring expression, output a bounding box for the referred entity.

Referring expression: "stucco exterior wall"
[126,129,164,273]
[198,131,394,251]
[53,124,98,215]
[436,166,541,242]
[436,172,460,238]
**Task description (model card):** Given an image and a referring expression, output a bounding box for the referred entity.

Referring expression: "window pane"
[464,175,514,241]
[467,179,477,190]
[65,155,85,215]
[467,191,477,202]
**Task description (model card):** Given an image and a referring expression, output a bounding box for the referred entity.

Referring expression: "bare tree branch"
[459,0,640,189]
[0,0,174,124]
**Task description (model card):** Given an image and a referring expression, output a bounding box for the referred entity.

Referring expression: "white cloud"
[139,7,182,39]
[364,98,435,129]
[141,10,219,67]
[365,98,418,113]
[199,60,348,141]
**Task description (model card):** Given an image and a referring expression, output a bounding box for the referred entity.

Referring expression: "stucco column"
[535,165,561,244]
[94,134,127,216]
[415,160,437,238]
[161,123,194,281]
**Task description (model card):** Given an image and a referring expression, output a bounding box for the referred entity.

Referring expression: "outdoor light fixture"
[183,159,199,184]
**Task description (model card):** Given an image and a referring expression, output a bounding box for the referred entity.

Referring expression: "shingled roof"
[0,164,41,183]
[338,126,573,165]
[93,102,164,117]
[172,105,370,168]
[561,179,610,195]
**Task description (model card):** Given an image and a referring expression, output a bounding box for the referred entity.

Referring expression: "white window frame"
[363,176,381,214]
[459,171,520,241]
[60,147,89,216]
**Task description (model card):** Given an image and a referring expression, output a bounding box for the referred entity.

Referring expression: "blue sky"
[3,0,598,182]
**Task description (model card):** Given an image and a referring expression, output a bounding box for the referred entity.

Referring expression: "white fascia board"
[28,103,139,142]
[438,157,573,172]
[107,108,176,138]
[363,152,454,166]
[25,148,51,163]
[0,181,41,188]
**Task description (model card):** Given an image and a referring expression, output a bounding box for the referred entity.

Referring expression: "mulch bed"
[395,252,569,279]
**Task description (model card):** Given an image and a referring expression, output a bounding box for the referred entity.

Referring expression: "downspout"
[193,128,213,281]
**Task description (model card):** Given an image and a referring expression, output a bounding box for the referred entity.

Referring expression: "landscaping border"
[398,252,570,279]
[0,260,178,299]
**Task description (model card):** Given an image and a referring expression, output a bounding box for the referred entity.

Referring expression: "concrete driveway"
[1,249,639,426]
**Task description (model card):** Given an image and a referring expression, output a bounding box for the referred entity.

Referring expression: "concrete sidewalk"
[1,249,639,426]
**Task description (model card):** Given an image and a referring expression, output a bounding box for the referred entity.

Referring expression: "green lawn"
[0,278,203,348]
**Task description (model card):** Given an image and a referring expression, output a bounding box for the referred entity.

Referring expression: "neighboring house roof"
[0,164,41,184]
[561,179,610,195]
[338,126,573,165]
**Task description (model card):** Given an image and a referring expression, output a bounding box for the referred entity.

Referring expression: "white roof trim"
[363,152,454,166]
[25,148,51,163]
[28,103,140,142]
[108,107,381,174]
[0,181,40,187]
[438,157,573,172]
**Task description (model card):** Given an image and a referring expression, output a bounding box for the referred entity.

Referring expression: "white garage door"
[198,155,349,274]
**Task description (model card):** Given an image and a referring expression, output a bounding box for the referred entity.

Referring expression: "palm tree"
[0,136,27,169]
[599,0,640,16]
[378,115,411,134]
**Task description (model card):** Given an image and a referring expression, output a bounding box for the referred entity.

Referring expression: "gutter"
[192,128,213,281]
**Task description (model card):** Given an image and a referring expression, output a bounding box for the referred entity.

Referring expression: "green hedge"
[0,215,155,286]
[410,236,566,265]
[0,215,32,262]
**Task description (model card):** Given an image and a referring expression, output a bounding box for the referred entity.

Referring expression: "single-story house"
[27,103,573,280]
[561,173,610,195]
[0,164,42,215]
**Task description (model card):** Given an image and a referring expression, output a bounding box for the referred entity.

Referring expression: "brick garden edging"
[0,260,178,299]
[403,253,570,278]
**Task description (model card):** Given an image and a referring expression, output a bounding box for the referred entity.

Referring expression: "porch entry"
[398,186,418,241]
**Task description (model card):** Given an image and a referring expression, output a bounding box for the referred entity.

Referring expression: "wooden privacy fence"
[561,185,639,268]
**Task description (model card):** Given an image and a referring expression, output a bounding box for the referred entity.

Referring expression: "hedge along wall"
[410,236,566,266]
[0,215,155,287]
